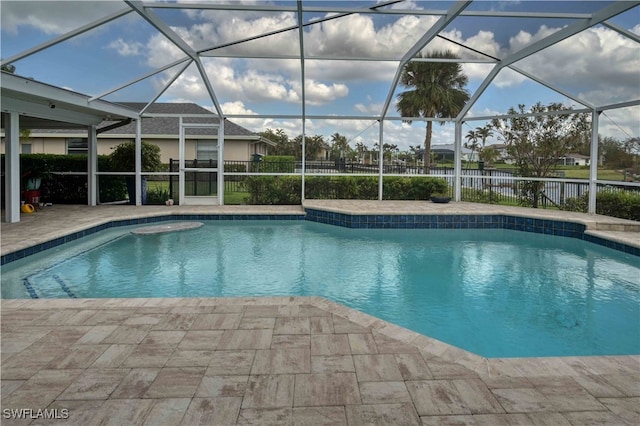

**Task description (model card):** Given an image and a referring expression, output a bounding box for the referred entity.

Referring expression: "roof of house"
[102,103,257,137]
[27,103,261,139]
[564,153,590,159]
[429,144,472,153]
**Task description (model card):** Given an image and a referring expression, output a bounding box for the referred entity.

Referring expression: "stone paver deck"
[1,297,639,425]
[1,202,639,424]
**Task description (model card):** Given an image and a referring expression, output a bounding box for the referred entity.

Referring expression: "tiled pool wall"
[2,210,638,265]
[305,209,640,256]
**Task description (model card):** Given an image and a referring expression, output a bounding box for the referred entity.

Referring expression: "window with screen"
[67,138,88,155]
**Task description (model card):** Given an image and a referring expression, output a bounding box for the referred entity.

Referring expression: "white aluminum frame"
[178,119,223,206]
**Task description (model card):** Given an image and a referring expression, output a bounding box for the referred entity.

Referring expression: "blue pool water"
[2,221,639,358]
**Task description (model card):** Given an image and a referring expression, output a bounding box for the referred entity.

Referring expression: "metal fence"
[158,159,640,212]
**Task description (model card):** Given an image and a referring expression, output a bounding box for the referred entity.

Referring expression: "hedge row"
[251,156,296,173]
[564,189,640,221]
[1,154,128,205]
[244,176,449,204]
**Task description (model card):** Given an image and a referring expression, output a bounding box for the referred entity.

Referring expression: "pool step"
[592,223,640,232]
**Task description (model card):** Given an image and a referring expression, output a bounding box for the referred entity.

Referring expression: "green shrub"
[109,140,162,172]
[564,189,640,221]
[244,176,301,204]
[383,177,448,200]
[146,186,171,205]
[355,177,380,199]
[224,163,247,173]
[244,175,449,204]
[252,155,295,173]
[594,190,640,221]
[563,194,588,213]
[461,187,510,204]
[1,153,128,205]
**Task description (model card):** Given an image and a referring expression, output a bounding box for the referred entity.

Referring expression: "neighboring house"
[419,144,476,162]
[0,103,274,163]
[487,144,590,166]
[488,143,513,163]
[558,153,590,166]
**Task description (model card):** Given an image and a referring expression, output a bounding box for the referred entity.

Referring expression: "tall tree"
[292,134,326,160]
[475,125,493,153]
[396,50,470,174]
[491,102,589,207]
[259,128,293,156]
[464,129,479,164]
[355,141,367,163]
[330,132,351,160]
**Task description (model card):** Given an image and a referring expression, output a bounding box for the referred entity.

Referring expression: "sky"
[1,0,639,152]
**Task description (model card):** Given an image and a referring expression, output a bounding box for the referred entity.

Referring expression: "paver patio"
[1,297,638,425]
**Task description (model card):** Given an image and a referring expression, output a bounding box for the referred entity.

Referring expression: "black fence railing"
[457,170,638,208]
[218,159,454,175]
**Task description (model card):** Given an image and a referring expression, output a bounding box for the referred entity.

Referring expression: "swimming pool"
[3,220,638,358]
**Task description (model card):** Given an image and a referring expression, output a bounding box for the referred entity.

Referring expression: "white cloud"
[146,33,186,68]
[220,101,267,129]
[599,106,640,142]
[291,80,349,106]
[107,38,144,56]
[0,1,123,35]
[514,26,639,104]
[355,102,382,114]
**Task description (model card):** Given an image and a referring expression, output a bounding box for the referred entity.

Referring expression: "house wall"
[1,138,66,155]
[1,136,262,163]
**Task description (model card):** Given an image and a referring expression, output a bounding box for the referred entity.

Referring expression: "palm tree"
[396,50,470,174]
[464,129,480,166]
[475,125,494,152]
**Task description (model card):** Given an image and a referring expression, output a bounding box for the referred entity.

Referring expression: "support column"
[135,119,142,206]
[178,117,185,206]
[378,120,384,201]
[218,118,225,206]
[4,112,20,223]
[301,119,306,201]
[588,110,600,214]
[454,121,462,201]
[87,124,98,206]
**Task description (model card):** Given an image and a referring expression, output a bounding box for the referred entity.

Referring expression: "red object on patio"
[24,189,40,205]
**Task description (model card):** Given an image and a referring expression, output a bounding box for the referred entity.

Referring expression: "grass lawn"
[146,179,248,204]
[224,191,247,204]
[446,162,626,181]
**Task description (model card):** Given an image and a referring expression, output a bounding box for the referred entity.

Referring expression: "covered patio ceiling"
[1,72,138,129]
